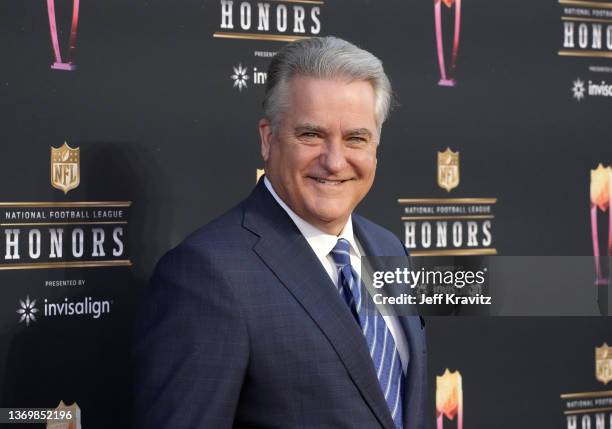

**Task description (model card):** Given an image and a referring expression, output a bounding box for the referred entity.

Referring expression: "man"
[133,36,426,429]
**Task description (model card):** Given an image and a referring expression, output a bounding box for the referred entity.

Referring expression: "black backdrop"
[0,0,610,427]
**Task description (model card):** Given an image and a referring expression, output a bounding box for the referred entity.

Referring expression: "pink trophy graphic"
[590,164,611,286]
[46,0,80,71]
[434,0,461,87]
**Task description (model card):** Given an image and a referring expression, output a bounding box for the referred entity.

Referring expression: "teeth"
[315,178,343,184]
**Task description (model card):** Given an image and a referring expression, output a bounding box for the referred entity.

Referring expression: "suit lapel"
[242,181,396,429]
[398,316,427,429]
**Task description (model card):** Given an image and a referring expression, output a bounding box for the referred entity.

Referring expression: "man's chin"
[305,209,352,230]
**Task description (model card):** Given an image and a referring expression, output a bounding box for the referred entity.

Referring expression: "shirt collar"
[263,176,361,259]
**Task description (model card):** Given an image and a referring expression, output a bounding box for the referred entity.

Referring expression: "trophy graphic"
[436,369,463,429]
[46,0,80,71]
[590,164,611,286]
[434,0,462,87]
[46,401,81,429]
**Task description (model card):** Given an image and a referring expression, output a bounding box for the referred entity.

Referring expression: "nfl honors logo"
[437,147,460,192]
[51,142,80,194]
[596,343,612,385]
[560,344,612,428]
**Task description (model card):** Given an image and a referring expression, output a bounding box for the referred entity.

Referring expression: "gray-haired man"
[133,36,427,429]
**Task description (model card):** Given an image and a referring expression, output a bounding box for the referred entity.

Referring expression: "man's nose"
[320,137,348,173]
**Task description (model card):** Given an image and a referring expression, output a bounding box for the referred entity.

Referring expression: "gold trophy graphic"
[590,164,611,287]
[46,0,80,70]
[436,369,463,429]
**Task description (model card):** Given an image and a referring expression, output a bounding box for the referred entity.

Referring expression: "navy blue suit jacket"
[133,179,427,428]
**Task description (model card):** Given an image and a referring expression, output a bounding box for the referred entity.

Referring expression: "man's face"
[259,75,379,235]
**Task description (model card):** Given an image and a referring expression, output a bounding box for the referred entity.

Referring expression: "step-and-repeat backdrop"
[1,0,611,427]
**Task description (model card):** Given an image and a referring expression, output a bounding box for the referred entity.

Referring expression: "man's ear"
[259,118,273,162]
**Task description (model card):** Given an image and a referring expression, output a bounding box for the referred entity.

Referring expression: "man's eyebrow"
[294,123,327,134]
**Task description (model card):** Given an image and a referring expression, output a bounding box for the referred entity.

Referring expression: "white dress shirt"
[264,177,409,373]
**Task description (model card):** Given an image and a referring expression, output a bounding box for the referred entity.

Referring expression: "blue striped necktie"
[330,238,404,429]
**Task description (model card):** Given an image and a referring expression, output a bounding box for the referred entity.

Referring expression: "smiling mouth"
[308,176,352,185]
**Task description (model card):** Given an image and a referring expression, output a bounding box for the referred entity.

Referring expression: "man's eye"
[300,132,319,139]
[348,136,367,143]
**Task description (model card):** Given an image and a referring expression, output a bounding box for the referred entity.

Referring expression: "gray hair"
[263,36,392,132]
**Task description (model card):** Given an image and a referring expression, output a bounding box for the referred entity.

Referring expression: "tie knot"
[330,238,351,268]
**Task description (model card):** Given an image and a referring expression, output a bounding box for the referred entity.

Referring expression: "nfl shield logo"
[596,343,612,385]
[51,142,80,194]
[438,148,460,192]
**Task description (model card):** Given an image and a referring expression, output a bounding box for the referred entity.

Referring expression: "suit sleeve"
[132,244,249,429]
